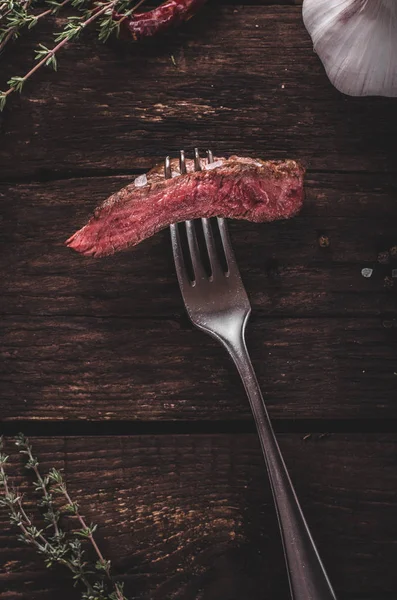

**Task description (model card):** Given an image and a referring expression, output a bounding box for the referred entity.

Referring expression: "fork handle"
[225,332,336,600]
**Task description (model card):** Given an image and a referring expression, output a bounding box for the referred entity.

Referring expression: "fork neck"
[204,311,250,362]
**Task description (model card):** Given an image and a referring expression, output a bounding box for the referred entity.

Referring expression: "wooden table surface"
[1,1,397,598]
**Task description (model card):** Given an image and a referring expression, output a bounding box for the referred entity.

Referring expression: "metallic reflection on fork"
[166,149,337,600]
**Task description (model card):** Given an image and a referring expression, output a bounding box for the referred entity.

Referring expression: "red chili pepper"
[113,0,208,41]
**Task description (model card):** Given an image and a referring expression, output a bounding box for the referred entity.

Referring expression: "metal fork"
[166,149,337,600]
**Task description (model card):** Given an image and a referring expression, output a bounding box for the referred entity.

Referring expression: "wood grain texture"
[0,5,396,179]
[1,172,397,422]
[1,173,397,320]
[1,1,396,598]
[0,434,396,600]
[1,315,397,422]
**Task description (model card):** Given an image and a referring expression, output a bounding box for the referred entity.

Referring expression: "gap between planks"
[2,418,397,437]
[1,166,397,186]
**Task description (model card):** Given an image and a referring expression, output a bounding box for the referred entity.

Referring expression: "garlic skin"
[302,0,397,97]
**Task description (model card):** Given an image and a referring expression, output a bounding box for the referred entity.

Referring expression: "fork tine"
[182,149,207,282]
[202,218,223,278]
[194,147,202,171]
[164,155,172,179]
[185,220,206,282]
[170,223,191,291]
[201,150,223,278]
[217,217,239,276]
[167,155,191,290]
[179,150,187,175]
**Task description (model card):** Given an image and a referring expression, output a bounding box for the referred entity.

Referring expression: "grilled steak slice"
[66,156,305,258]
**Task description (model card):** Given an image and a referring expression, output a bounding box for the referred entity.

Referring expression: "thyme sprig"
[0,435,127,600]
[0,0,144,110]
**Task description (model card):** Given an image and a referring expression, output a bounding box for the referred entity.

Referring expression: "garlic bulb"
[302,0,397,97]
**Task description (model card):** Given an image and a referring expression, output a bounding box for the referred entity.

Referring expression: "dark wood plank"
[2,171,397,422]
[1,313,397,422]
[0,434,396,599]
[1,6,396,179]
[1,173,397,320]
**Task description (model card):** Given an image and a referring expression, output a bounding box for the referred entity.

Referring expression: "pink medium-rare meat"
[66,156,305,258]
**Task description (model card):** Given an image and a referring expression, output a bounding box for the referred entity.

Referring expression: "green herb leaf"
[48,468,63,483]
[15,433,27,447]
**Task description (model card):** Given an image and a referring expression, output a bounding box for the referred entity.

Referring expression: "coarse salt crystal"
[134,174,148,188]
[205,160,223,170]
[361,268,373,278]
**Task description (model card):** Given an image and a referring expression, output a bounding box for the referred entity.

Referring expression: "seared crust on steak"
[66,156,305,257]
